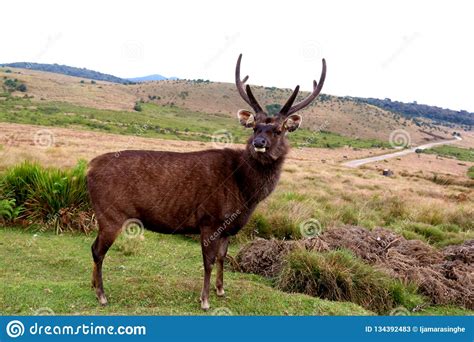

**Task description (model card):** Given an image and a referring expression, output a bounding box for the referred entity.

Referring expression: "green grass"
[247,187,474,246]
[2,227,470,316]
[276,249,424,314]
[422,145,474,162]
[468,166,474,179]
[2,161,472,247]
[1,161,92,233]
[0,227,372,315]
[0,96,390,148]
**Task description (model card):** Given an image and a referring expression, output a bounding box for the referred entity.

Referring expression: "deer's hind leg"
[200,229,220,310]
[91,220,121,306]
[216,236,229,297]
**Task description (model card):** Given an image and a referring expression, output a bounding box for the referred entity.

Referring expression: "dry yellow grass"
[1,67,460,145]
[1,68,136,110]
[0,122,387,169]
[1,122,472,243]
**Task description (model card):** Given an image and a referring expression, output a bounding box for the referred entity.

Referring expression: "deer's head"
[235,54,326,162]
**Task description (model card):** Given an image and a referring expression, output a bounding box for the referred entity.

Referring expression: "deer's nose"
[253,137,267,148]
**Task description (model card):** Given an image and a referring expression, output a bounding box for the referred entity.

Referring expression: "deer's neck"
[238,147,287,205]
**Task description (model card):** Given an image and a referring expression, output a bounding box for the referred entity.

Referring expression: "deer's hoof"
[216,288,225,297]
[97,294,108,306]
[200,299,210,311]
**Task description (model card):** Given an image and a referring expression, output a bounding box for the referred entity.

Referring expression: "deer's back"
[87,149,251,234]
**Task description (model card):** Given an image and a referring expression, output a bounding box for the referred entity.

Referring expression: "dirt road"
[342,136,462,168]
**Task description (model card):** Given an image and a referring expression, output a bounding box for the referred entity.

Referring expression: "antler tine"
[235,54,263,114]
[245,85,263,114]
[279,85,300,118]
[287,59,327,115]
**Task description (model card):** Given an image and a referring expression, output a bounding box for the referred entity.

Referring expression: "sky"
[2,0,473,111]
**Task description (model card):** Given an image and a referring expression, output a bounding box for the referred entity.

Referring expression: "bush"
[276,249,424,314]
[3,78,27,92]
[0,198,22,222]
[0,161,93,233]
[17,83,27,92]
[265,104,281,116]
[134,101,142,112]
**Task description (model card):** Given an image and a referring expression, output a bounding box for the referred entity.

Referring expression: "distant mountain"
[1,62,131,84]
[127,74,179,83]
[352,97,473,128]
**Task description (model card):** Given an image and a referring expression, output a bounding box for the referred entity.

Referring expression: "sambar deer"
[87,54,326,310]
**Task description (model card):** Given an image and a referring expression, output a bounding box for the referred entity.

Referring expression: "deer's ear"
[282,114,302,132]
[282,114,303,132]
[237,109,256,128]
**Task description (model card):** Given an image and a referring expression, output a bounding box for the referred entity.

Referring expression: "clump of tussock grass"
[236,226,474,309]
[276,249,423,314]
[241,211,299,240]
[402,222,446,244]
[395,221,472,248]
[0,160,94,233]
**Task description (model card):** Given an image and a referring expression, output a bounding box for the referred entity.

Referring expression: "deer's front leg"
[216,236,229,297]
[200,229,219,310]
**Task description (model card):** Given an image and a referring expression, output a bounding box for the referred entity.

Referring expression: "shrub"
[0,161,93,233]
[265,103,282,116]
[276,249,424,314]
[17,83,27,92]
[0,198,22,222]
[134,101,142,112]
[3,78,27,92]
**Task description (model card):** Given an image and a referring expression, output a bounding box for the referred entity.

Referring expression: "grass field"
[0,95,390,149]
[1,154,473,316]
[0,70,472,316]
[0,66,453,145]
[422,145,474,162]
[0,227,372,315]
[1,227,471,316]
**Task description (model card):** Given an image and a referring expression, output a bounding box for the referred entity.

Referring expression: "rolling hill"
[355,97,473,128]
[0,62,131,84]
[0,66,463,145]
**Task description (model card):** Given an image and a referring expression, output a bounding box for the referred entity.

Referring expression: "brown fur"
[88,140,288,308]
[88,54,326,309]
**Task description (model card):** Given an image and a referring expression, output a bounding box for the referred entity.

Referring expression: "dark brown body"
[88,145,286,308]
[88,147,285,236]
[88,53,326,310]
